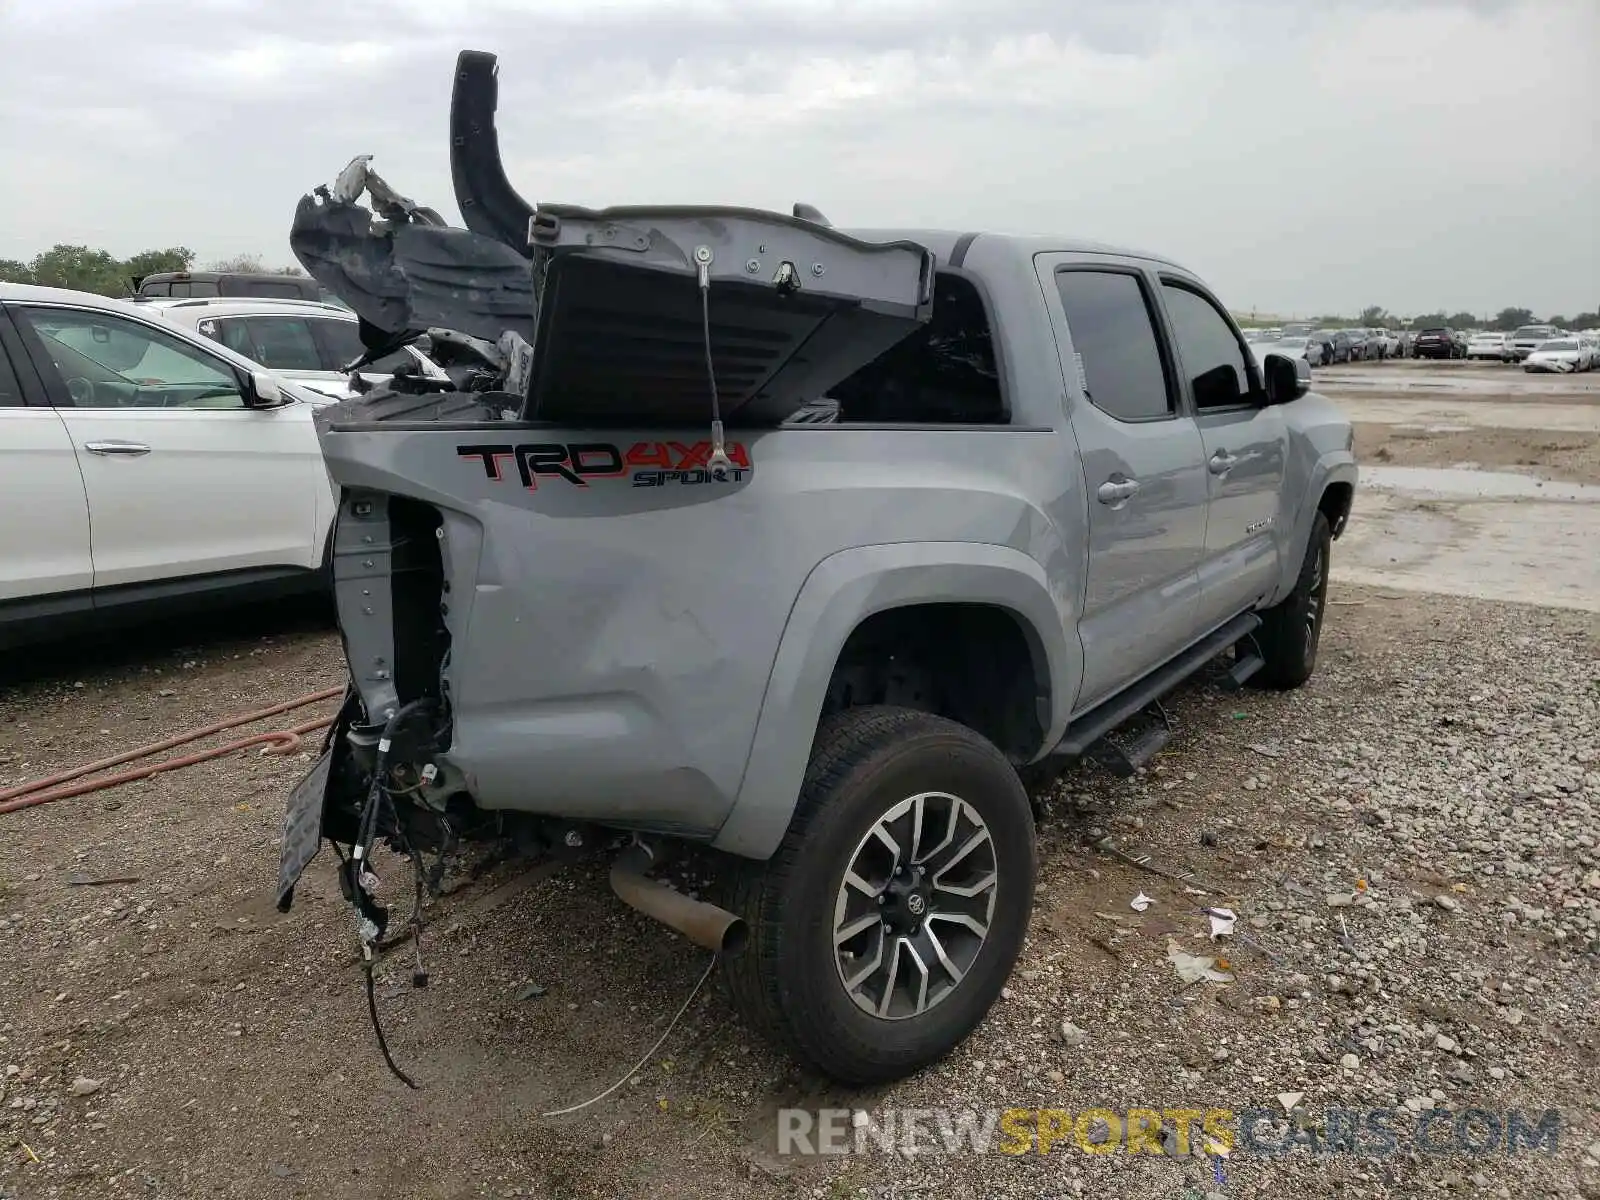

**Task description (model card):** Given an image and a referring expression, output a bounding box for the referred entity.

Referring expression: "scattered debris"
[68,1077,103,1097]
[66,873,142,888]
[1095,837,1223,894]
[1278,1091,1305,1112]
[1203,907,1237,940]
[1130,893,1154,912]
[1166,940,1235,984]
[513,982,547,1002]
[1059,1020,1088,1048]
[1246,743,1282,759]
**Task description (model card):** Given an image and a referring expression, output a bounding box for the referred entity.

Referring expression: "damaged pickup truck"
[278,49,1357,1086]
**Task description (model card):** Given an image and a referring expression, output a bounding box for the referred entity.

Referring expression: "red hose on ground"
[0,686,344,815]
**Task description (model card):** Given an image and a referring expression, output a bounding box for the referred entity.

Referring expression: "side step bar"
[1088,723,1172,778]
[1049,612,1263,760]
[1221,646,1266,691]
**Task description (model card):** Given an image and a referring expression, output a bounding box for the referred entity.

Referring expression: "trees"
[204,253,265,273]
[0,244,295,296]
[1359,305,1388,326]
[27,245,127,295]
[198,254,302,275]
[1494,307,1535,331]
[124,247,196,281]
[1410,312,1447,330]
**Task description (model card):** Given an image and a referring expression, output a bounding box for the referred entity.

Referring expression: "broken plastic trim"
[293,49,938,427]
[289,172,538,346]
[450,49,538,250]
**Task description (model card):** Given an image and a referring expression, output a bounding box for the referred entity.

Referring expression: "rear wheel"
[1254,512,1332,690]
[723,706,1035,1085]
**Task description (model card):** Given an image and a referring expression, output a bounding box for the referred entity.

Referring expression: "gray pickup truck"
[277,50,1357,1087]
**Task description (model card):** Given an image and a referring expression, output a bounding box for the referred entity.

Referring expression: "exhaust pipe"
[609,842,747,955]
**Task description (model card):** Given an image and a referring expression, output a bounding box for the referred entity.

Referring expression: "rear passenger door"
[0,317,93,607]
[1036,257,1210,710]
[1154,277,1288,631]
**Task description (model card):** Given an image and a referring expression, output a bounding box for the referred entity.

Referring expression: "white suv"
[0,283,340,649]
[146,297,448,399]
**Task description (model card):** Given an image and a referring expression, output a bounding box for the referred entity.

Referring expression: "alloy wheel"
[832,791,998,1020]
[1304,544,1326,657]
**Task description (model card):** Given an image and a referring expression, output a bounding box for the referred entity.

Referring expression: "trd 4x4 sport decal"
[458,440,752,489]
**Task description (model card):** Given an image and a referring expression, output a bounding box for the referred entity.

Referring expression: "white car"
[0,283,338,648]
[147,297,448,399]
[1465,331,1512,361]
[1258,336,1324,367]
[1522,337,1592,373]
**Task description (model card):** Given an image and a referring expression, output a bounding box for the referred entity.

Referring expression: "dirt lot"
[1353,424,1600,486]
[1323,359,1600,485]
[3,362,1599,1200]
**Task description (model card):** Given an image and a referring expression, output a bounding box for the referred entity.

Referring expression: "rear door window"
[237,316,322,371]
[1054,269,1174,423]
[196,317,258,360]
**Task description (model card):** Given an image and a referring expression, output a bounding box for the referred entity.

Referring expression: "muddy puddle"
[1337,464,1600,612]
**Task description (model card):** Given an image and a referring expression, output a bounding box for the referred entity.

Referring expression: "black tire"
[1254,511,1332,690]
[722,706,1035,1085]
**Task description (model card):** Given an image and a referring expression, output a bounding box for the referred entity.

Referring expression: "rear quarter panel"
[317,422,1085,850]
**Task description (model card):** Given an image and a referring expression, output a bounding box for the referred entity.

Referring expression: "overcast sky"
[1,0,1595,317]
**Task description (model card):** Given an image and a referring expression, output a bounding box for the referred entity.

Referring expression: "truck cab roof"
[844,229,1198,276]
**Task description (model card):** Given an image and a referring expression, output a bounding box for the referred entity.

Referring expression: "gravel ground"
[3,585,1596,1200]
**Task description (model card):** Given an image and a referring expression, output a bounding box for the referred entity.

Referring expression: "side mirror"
[244,370,285,408]
[1261,353,1310,405]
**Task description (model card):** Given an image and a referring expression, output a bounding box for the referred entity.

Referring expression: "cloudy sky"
[1,0,1595,318]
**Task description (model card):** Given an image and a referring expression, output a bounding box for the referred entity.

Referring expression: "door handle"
[84,441,151,457]
[1209,450,1236,475]
[1097,476,1141,505]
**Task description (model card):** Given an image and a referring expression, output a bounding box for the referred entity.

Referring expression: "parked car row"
[1243,325,1401,366]
[1460,324,1597,369]
[1246,322,1600,369]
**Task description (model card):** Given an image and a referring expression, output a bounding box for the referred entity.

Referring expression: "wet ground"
[1315,359,1599,401]
[1317,361,1600,612]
